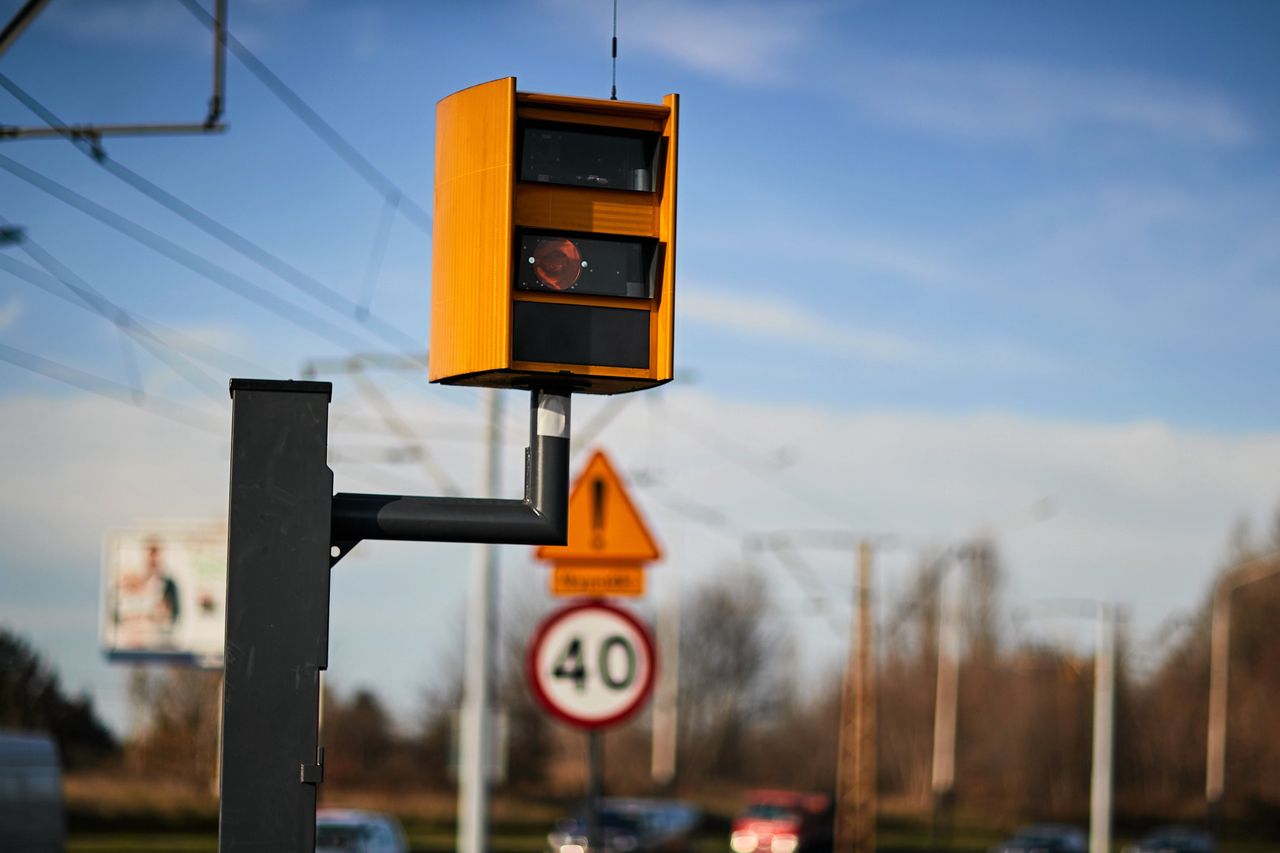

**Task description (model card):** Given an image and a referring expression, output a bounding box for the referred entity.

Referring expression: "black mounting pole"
[220,379,333,853]
[218,380,571,852]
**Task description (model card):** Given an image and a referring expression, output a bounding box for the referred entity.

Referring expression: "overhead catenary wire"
[746,535,846,638]
[0,250,264,378]
[175,0,433,234]
[0,152,388,355]
[0,246,251,401]
[349,369,463,496]
[0,72,420,353]
[357,192,398,321]
[0,0,225,139]
[0,223,230,385]
[657,393,858,526]
[0,340,222,435]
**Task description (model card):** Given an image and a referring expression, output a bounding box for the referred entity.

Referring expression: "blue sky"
[2,0,1279,733]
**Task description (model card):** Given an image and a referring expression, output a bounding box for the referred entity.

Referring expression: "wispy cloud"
[682,286,930,363]
[550,0,827,84]
[681,285,1064,376]
[841,57,1253,146]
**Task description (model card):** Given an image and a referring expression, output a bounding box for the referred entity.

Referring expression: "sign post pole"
[587,730,603,848]
[527,599,657,852]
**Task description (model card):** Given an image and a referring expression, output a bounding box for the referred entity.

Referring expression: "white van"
[0,730,66,852]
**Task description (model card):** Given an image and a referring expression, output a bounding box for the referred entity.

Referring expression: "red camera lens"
[532,238,583,290]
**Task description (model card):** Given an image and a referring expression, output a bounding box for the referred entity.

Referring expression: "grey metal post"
[458,389,503,853]
[1089,603,1115,853]
[220,379,333,853]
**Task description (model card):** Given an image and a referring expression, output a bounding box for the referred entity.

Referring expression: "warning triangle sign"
[536,449,661,565]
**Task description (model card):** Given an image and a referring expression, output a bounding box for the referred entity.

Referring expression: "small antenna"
[610,0,619,100]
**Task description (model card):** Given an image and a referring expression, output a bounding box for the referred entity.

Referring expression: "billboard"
[100,522,226,667]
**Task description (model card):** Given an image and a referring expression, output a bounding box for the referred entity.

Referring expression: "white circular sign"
[527,600,656,729]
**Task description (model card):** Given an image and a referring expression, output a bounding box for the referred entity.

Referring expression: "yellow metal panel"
[517,92,670,122]
[512,291,655,311]
[429,77,515,383]
[551,566,646,598]
[516,105,664,133]
[429,80,677,394]
[514,184,658,237]
[652,93,679,383]
[509,361,654,380]
[436,366,666,395]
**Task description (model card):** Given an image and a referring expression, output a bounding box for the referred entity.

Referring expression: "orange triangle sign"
[536,449,661,565]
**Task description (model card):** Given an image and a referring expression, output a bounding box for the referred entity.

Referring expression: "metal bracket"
[329,540,360,568]
[328,389,570,559]
[300,748,324,785]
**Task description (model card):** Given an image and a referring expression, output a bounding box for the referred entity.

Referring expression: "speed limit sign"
[526,600,656,729]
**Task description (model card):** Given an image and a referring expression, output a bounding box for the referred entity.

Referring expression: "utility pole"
[1018,597,1118,853]
[651,583,680,789]
[930,562,959,850]
[1089,603,1115,853]
[836,540,876,853]
[458,389,503,853]
[1205,550,1280,832]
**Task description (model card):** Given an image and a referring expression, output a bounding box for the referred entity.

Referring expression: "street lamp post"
[1205,550,1280,833]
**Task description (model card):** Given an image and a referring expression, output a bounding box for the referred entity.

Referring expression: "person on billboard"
[117,538,180,646]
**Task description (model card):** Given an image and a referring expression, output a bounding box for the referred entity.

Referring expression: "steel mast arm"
[329,389,570,559]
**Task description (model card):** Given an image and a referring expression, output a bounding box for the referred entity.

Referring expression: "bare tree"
[677,565,796,785]
[126,666,219,784]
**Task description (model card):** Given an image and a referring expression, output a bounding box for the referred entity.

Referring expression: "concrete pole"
[1089,603,1115,853]
[1205,585,1230,831]
[458,389,503,853]
[930,564,959,844]
[651,583,680,788]
[1204,551,1280,831]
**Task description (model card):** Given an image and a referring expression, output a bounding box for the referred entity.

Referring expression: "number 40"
[552,635,637,692]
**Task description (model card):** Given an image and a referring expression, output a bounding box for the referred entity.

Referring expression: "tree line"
[6,516,1277,829]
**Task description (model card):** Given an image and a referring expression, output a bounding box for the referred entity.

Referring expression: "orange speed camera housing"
[429,78,678,395]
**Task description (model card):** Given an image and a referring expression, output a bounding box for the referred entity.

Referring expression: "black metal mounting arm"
[328,389,571,564]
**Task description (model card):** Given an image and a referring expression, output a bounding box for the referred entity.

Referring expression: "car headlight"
[730,831,759,853]
[772,834,799,853]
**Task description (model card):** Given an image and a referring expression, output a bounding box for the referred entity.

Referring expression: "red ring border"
[525,598,658,730]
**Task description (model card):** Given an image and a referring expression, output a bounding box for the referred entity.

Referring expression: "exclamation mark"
[591,478,606,549]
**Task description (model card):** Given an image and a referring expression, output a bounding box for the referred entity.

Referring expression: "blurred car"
[1123,826,1215,853]
[316,808,409,853]
[0,730,66,853]
[547,797,700,853]
[989,824,1087,853]
[730,790,833,853]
